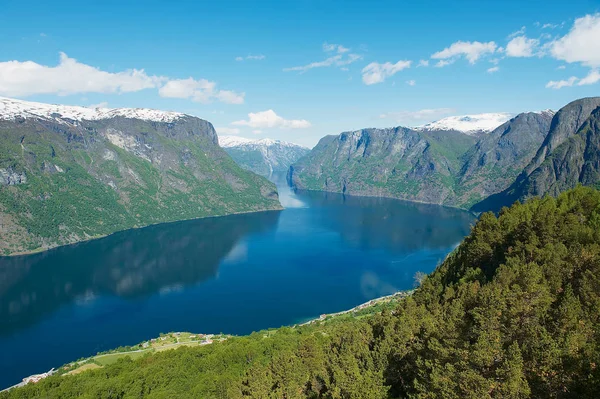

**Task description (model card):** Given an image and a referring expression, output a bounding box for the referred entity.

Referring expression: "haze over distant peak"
[218,135,308,149]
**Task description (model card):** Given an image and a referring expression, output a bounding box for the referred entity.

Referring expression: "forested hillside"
[4,186,600,398]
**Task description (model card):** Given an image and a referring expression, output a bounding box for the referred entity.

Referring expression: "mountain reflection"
[0,211,281,336]
[295,190,475,252]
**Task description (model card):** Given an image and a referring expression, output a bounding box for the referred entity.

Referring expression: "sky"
[0,0,599,147]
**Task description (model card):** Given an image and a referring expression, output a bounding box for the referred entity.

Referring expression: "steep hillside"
[457,111,554,206]
[218,136,309,178]
[4,186,600,398]
[473,97,600,212]
[288,127,478,206]
[0,97,281,255]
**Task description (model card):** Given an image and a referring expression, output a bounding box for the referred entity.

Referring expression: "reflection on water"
[0,176,474,388]
[0,211,281,337]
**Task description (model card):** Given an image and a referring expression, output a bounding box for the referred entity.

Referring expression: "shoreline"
[2,290,414,392]
[0,206,283,258]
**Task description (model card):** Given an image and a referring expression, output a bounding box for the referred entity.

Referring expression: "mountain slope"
[218,135,309,178]
[473,97,600,211]
[288,127,478,206]
[289,110,552,209]
[456,111,554,206]
[0,97,281,255]
[4,186,600,398]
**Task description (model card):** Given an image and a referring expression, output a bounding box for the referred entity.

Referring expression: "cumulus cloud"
[487,66,500,73]
[578,69,600,86]
[284,44,361,73]
[546,69,600,89]
[0,52,245,105]
[361,60,412,85]
[158,78,245,104]
[379,108,455,123]
[417,60,429,67]
[235,54,265,61]
[232,110,311,129]
[431,41,497,64]
[506,36,540,57]
[549,14,600,67]
[215,127,241,135]
[0,52,163,97]
[435,60,454,68]
[406,80,416,86]
[546,76,578,89]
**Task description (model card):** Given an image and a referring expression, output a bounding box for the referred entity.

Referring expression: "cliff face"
[288,127,477,207]
[473,97,600,212]
[289,111,553,209]
[0,98,281,255]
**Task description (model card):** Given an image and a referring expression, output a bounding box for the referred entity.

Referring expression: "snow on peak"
[218,135,306,149]
[417,113,512,135]
[0,97,186,123]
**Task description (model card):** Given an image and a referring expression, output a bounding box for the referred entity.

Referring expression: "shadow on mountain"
[0,211,281,337]
[295,190,475,252]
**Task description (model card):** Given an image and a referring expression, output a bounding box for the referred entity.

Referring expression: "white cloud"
[487,66,500,73]
[379,108,455,123]
[232,110,311,129]
[216,127,241,135]
[545,69,600,89]
[546,76,577,89]
[323,43,349,53]
[508,26,526,39]
[435,59,454,68]
[505,36,540,57]
[542,22,564,29]
[158,78,245,104]
[557,65,566,70]
[88,101,108,109]
[431,41,497,64]
[284,53,362,73]
[0,52,163,97]
[361,60,412,85]
[284,44,361,73]
[235,54,265,61]
[406,80,416,86]
[549,14,600,67]
[578,69,600,86]
[0,52,244,105]
[418,60,429,67]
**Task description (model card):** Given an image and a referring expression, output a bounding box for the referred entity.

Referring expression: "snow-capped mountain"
[218,135,310,178]
[0,96,185,123]
[417,113,513,135]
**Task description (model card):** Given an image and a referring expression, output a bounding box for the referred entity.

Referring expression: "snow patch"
[416,113,513,135]
[218,135,307,149]
[0,96,186,123]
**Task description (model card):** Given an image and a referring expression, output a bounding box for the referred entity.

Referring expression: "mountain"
[417,112,512,136]
[289,111,552,209]
[0,97,281,255]
[5,186,600,398]
[218,135,309,178]
[473,97,600,212]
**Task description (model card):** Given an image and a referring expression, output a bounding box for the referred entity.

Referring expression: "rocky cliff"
[0,97,281,255]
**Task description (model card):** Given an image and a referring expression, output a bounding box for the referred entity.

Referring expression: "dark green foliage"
[4,186,600,398]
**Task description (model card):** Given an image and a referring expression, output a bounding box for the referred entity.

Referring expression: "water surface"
[0,179,474,388]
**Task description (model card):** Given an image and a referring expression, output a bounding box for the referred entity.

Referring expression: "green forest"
[3,186,600,398]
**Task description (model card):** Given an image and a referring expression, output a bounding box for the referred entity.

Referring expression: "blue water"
[0,178,474,388]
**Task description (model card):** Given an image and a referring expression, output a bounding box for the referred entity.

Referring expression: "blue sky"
[0,0,599,147]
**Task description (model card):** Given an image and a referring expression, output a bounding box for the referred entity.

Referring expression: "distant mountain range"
[289,99,600,211]
[219,135,309,178]
[0,97,281,255]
